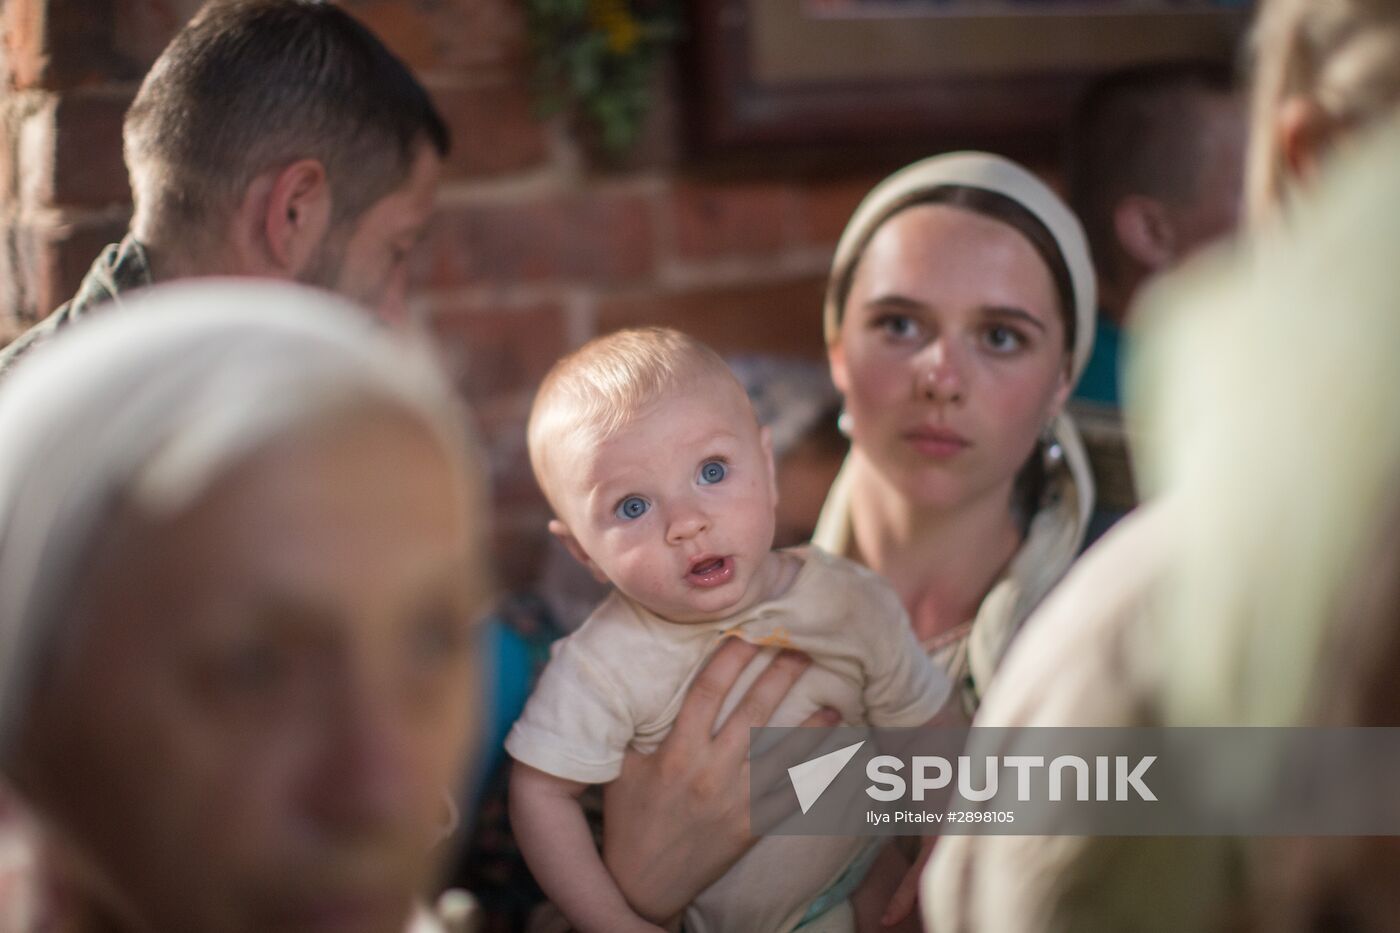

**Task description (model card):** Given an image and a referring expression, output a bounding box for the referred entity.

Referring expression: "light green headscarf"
[1130,115,1400,729]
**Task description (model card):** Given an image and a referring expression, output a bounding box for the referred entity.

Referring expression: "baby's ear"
[760,425,778,503]
[548,519,611,585]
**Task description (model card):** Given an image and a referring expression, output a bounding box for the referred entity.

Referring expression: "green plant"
[525,0,681,158]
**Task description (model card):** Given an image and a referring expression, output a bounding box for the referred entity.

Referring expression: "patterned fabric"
[0,236,154,381]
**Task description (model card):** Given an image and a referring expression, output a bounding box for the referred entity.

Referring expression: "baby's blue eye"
[698,460,727,485]
[615,496,650,520]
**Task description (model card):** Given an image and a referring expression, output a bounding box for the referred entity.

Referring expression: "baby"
[507,327,949,933]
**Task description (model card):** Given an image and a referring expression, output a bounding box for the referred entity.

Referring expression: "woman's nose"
[304,680,417,841]
[915,340,966,404]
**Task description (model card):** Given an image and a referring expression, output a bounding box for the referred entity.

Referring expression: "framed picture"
[687,0,1251,156]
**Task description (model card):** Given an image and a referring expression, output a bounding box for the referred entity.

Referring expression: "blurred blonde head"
[1133,119,1400,730]
[1246,0,1400,222]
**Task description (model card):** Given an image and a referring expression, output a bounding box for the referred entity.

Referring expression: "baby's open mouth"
[686,555,733,587]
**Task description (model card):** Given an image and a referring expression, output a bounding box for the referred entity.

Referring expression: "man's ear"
[548,519,611,585]
[760,425,779,504]
[261,159,333,276]
[1113,194,1176,272]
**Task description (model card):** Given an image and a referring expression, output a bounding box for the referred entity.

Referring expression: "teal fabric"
[1073,315,1122,407]
[795,840,884,928]
[466,606,557,809]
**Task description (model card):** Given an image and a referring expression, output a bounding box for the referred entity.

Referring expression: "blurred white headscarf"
[0,280,481,763]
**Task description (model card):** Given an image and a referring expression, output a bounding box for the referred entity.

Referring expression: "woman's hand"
[601,639,838,925]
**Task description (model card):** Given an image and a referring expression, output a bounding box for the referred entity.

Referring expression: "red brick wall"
[0,0,898,590]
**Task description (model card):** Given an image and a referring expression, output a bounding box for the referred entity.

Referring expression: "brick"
[428,302,568,402]
[469,395,549,530]
[15,95,55,209]
[339,0,527,74]
[416,190,656,289]
[491,517,550,593]
[474,394,553,588]
[0,218,123,326]
[479,437,543,513]
[596,277,829,360]
[51,92,132,208]
[0,226,37,327]
[430,79,548,181]
[0,312,23,348]
[3,0,46,89]
[794,175,885,248]
[18,217,129,321]
[0,105,14,205]
[670,180,793,262]
[14,0,130,90]
[111,0,203,74]
[572,61,681,174]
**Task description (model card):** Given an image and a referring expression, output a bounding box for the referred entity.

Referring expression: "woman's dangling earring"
[837,406,853,439]
[1041,420,1064,470]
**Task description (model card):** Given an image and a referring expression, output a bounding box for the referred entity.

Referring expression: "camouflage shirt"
[0,236,154,382]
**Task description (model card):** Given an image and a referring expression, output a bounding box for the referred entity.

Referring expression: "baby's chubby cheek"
[609,542,676,593]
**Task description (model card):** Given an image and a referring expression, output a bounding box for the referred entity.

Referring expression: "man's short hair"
[527,327,745,513]
[1066,61,1237,283]
[124,0,450,241]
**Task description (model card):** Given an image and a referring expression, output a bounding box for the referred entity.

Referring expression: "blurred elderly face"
[830,203,1071,512]
[14,408,481,933]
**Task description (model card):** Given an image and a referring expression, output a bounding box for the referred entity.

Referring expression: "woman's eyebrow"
[984,305,1048,333]
[863,293,927,311]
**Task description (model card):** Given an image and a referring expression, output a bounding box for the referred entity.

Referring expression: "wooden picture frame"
[686,0,1251,158]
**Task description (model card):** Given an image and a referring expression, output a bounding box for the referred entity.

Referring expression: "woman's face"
[15,410,483,933]
[829,203,1072,512]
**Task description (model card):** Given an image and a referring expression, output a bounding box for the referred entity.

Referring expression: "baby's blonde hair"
[1247,0,1400,222]
[527,327,744,512]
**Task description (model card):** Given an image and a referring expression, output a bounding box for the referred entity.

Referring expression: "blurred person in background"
[1066,61,1246,410]
[0,0,448,380]
[0,281,491,933]
[1064,61,1247,545]
[923,0,1400,929]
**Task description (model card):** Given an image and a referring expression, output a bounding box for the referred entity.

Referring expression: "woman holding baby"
[597,152,1098,931]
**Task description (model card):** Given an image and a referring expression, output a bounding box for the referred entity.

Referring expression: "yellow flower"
[589,0,640,55]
